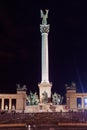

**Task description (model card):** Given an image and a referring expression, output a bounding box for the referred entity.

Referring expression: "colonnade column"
[82,97,84,111]
[2,98,4,110]
[9,98,12,110]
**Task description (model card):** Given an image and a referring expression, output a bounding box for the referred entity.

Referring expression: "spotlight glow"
[84,98,87,104]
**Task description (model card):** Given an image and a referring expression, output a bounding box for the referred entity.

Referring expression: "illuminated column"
[2,98,4,110]
[82,97,84,111]
[41,25,49,82]
[38,10,52,103]
[9,98,12,110]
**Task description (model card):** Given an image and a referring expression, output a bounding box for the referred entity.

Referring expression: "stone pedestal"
[38,82,52,103]
[16,90,26,112]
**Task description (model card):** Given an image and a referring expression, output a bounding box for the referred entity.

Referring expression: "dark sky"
[0,1,87,96]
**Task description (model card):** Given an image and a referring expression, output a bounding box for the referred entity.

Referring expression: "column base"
[38,82,52,103]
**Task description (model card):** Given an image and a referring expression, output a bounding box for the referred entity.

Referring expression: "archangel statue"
[40,9,49,25]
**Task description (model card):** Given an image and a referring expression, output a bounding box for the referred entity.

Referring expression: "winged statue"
[40,9,49,25]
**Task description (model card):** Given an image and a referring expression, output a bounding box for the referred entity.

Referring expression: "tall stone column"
[38,10,52,103]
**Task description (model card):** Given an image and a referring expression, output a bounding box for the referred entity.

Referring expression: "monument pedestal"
[38,82,52,103]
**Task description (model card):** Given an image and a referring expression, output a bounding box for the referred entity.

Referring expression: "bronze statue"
[42,91,48,103]
[40,9,49,25]
[52,92,63,105]
[26,91,39,105]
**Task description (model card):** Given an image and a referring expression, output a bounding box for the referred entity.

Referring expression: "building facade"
[66,83,87,111]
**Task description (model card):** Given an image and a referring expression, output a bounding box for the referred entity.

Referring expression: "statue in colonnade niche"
[52,92,63,105]
[12,105,15,113]
[5,105,8,111]
[26,91,39,105]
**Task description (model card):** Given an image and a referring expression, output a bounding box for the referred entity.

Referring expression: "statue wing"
[40,10,43,18]
[45,10,49,18]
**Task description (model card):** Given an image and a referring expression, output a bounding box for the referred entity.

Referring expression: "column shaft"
[2,98,4,110]
[82,97,84,111]
[9,98,12,110]
[42,33,49,82]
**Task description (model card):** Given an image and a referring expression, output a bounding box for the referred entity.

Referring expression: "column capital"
[40,25,50,34]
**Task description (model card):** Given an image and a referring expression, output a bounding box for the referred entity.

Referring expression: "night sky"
[0,1,87,97]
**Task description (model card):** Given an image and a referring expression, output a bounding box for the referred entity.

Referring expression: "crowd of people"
[0,112,87,125]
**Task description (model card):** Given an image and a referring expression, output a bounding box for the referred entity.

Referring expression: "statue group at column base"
[38,81,52,103]
[26,82,63,106]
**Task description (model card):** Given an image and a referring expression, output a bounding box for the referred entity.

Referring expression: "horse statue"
[26,91,39,105]
[52,92,63,105]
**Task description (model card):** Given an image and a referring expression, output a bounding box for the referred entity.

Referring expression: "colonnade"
[0,98,16,111]
[77,97,87,110]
